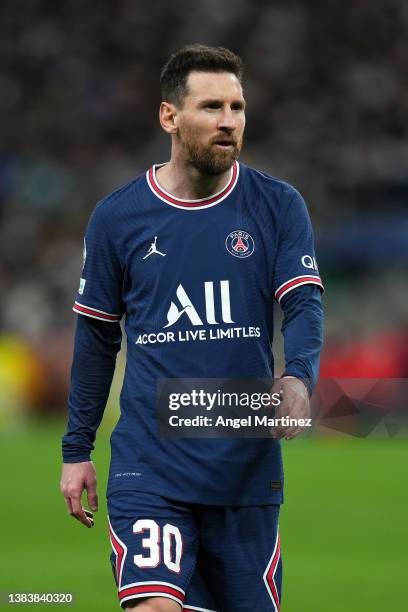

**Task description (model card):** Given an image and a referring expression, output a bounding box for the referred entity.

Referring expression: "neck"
[155,154,233,200]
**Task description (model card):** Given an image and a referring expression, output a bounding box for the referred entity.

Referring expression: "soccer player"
[61,45,323,612]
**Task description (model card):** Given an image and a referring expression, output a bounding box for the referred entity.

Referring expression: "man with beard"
[61,45,324,611]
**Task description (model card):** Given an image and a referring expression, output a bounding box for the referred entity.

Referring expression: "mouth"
[213,140,235,150]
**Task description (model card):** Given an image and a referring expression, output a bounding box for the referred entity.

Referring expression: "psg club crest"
[225,230,255,258]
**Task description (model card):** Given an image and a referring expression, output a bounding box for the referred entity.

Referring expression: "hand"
[270,377,310,440]
[60,461,98,528]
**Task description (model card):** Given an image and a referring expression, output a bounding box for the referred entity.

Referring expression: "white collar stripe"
[146,161,239,210]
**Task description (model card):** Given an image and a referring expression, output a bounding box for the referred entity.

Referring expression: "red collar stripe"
[147,161,238,209]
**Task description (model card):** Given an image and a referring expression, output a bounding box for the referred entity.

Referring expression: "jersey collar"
[146,161,239,210]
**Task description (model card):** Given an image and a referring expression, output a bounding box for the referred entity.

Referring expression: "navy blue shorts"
[107,491,282,611]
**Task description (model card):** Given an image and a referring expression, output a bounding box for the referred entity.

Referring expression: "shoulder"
[92,172,146,223]
[239,163,303,209]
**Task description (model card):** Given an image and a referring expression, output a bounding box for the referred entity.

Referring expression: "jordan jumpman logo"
[142,236,166,259]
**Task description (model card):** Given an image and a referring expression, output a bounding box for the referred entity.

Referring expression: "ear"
[159,101,179,134]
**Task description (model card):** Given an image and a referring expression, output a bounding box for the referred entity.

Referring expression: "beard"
[177,125,243,176]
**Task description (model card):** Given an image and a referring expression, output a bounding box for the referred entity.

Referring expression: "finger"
[284,428,301,440]
[282,414,304,439]
[64,496,73,515]
[270,425,288,439]
[280,401,306,423]
[70,495,94,528]
[84,509,95,526]
[285,423,305,439]
[286,406,310,437]
[272,412,303,438]
[71,510,95,528]
[87,485,98,513]
[71,506,94,528]
[271,400,292,438]
[270,419,286,438]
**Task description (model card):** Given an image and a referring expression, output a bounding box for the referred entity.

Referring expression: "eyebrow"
[199,98,246,108]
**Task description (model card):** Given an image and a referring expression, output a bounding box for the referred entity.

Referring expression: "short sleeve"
[72,206,124,322]
[273,189,324,304]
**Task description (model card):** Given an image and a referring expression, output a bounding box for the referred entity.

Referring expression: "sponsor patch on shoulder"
[78,277,86,295]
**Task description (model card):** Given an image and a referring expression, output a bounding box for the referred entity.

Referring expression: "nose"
[217,108,236,132]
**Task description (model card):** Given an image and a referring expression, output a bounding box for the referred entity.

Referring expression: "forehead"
[185,71,244,101]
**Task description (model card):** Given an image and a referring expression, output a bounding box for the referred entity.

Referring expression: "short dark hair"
[160,44,243,107]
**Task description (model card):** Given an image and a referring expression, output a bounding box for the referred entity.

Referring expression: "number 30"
[133,519,183,573]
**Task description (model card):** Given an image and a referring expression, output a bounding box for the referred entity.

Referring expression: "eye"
[205,102,221,110]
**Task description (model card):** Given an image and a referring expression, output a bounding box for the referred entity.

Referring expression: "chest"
[122,200,278,292]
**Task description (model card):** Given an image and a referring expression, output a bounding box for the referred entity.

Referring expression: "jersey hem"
[106,481,283,506]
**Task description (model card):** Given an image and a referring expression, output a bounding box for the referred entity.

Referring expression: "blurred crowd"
[0,0,407,413]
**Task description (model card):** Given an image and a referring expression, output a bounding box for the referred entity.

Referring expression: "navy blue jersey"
[71,162,323,505]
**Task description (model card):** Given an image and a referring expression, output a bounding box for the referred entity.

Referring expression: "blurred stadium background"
[1,1,407,610]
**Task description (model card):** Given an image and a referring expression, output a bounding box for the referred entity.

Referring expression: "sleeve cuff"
[275,275,324,303]
[73,301,122,322]
[62,449,92,463]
